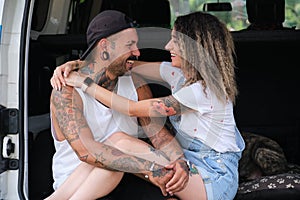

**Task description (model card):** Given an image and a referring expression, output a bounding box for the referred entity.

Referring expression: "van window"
[67,0,96,34]
[169,0,300,30]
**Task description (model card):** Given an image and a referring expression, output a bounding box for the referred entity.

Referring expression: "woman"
[52,11,245,200]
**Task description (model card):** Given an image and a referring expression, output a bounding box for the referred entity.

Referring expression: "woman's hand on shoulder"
[64,72,86,88]
[50,59,84,90]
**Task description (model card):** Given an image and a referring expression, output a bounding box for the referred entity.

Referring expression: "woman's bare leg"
[69,168,123,200]
[44,162,94,200]
[105,132,171,166]
[46,131,171,200]
[45,162,123,200]
[173,174,207,200]
[67,131,172,200]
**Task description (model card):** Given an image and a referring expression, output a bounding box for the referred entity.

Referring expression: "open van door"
[0,0,32,199]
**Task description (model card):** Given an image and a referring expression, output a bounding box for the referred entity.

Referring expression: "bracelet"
[81,77,94,92]
[149,161,155,172]
[144,161,155,179]
[178,157,191,171]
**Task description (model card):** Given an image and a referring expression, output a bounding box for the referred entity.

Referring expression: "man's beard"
[107,58,128,77]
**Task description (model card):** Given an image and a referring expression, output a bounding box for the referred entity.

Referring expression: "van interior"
[27,0,300,199]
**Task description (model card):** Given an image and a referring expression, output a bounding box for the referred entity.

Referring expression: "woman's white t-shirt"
[160,61,241,153]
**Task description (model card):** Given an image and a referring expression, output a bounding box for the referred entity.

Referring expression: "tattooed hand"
[165,159,190,195]
[152,101,177,116]
[148,168,175,196]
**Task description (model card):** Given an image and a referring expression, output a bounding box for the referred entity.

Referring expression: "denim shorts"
[175,128,245,200]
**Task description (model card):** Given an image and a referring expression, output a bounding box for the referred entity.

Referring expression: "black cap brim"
[80,39,98,60]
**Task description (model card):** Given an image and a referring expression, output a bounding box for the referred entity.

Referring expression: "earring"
[101,51,110,60]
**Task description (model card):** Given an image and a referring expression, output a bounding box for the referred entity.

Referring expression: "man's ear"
[98,38,108,50]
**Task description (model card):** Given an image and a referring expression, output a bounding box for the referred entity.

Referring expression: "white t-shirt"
[160,61,241,152]
[51,75,138,190]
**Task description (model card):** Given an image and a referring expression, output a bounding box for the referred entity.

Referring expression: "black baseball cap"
[80,10,138,60]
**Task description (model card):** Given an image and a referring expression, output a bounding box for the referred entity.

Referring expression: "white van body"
[0,0,71,199]
[0,0,26,199]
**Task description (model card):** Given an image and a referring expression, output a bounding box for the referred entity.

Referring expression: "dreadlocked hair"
[174,11,238,104]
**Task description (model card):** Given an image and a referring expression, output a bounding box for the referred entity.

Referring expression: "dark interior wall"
[232,30,300,164]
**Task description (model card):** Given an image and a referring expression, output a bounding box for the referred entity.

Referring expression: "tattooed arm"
[132,73,189,194]
[131,73,185,161]
[89,84,192,117]
[50,86,172,178]
[63,71,194,117]
[131,61,163,82]
[50,60,162,90]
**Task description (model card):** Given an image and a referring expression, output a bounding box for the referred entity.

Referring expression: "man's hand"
[50,59,83,90]
[148,159,190,196]
[165,159,189,195]
[147,168,175,196]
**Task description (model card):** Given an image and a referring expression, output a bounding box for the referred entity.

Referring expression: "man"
[48,10,189,200]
